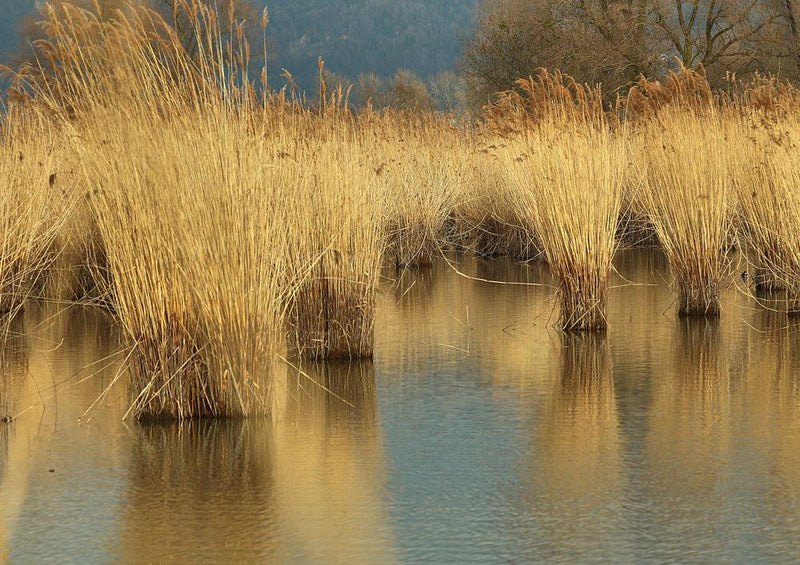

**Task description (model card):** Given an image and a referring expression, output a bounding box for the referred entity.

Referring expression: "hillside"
[0,0,477,93]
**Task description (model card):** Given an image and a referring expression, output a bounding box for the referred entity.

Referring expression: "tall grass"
[282,127,385,360]
[734,117,800,311]
[375,115,461,267]
[0,116,74,329]
[13,1,389,416]
[74,109,290,419]
[499,123,624,331]
[634,111,736,316]
[16,2,294,418]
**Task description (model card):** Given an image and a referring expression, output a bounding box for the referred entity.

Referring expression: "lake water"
[2,249,800,564]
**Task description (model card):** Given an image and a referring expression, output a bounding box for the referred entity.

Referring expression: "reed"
[454,139,542,260]
[282,128,385,360]
[18,1,292,419]
[0,115,75,329]
[634,111,735,316]
[499,123,624,331]
[375,115,461,267]
[72,108,288,419]
[15,0,800,416]
[734,117,800,310]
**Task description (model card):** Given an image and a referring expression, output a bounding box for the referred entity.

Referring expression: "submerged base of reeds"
[127,324,274,420]
[288,278,375,360]
[388,222,437,268]
[677,284,721,317]
[559,276,609,332]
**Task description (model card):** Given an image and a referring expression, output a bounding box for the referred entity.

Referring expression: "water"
[2,249,800,564]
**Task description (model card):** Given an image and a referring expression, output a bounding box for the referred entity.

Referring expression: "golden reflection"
[379,256,555,393]
[0,319,28,565]
[532,334,623,548]
[0,305,124,564]
[117,420,280,564]
[377,259,477,373]
[647,319,730,508]
[271,360,396,564]
[738,306,800,525]
[118,360,394,564]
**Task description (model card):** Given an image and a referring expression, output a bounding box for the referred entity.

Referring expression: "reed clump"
[734,117,800,311]
[498,122,624,331]
[453,137,543,261]
[484,68,608,132]
[73,107,289,419]
[17,1,292,419]
[373,114,462,267]
[0,116,75,329]
[282,128,385,360]
[634,111,736,316]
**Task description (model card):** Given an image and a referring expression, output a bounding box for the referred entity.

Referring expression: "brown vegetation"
[4,1,800,418]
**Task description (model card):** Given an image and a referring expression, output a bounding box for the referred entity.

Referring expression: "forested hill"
[266,0,476,90]
[0,0,477,92]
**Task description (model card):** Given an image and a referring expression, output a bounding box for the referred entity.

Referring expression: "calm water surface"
[1,249,800,564]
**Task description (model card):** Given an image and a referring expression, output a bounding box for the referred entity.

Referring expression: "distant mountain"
[265,0,476,91]
[0,0,477,93]
[0,0,36,64]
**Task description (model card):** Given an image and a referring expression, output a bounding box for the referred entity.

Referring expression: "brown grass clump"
[72,109,288,419]
[16,1,290,419]
[282,128,385,360]
[454,136,542,261]
[634,111,736,316]
[484,68,608,132]
[623,66,715,121]
[374,114,462,267]
[499,123,624,331]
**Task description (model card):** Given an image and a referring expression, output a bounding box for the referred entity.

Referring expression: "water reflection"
[118,420,280,564]
[530,334,625,560]
[644,318,731,559]
[4,250,800,563]
[737,308,800,558]
[0,316,28,565]
[272,361,395,564]
[0,306,126,565]
[116,361,393,564]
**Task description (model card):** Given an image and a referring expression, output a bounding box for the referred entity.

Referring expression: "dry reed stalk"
[374,117,462,267]
[485,68,608,132]
[634,111,735,316]
[499,123,624,331]
[623,66,715,121]
[455,139,542,260]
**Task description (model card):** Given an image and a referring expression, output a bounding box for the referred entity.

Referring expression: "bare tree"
[463,0,798,105]
[428,70,466,113]
[649,0,785,81]
[463,0,658,108]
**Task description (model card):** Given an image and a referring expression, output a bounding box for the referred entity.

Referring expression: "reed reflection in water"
[117,360,394,564]
[3,250,800,563]
[0,305,126,564]
[527,333,627,560]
